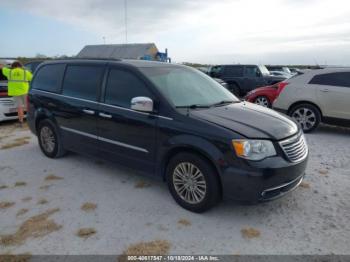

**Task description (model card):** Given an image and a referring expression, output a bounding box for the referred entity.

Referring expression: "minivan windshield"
[140,66,239,108]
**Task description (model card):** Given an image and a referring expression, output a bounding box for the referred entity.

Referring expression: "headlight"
[232,139,276,161]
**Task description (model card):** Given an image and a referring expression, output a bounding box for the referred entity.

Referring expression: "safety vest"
[2,67,33,96]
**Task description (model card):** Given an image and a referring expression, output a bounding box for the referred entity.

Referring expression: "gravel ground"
[0,121,349,255]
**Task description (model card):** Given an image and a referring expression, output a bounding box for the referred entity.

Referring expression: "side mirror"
[256,71,262,77]
[131,97,154,112]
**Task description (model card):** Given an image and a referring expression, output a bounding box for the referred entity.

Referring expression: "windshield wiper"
[176,104,211,109]
[211,100,235,107]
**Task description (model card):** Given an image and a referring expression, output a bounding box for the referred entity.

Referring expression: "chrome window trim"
[32,89,173,120]
[60,126,149,153]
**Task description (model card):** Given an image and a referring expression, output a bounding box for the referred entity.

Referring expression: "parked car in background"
[28,59,308,212]
[0,59,21,122]
[209,64,286,96]
[245,82,287,107]
[269,71,293,78]
[266,65,292,75]
[273,68,350,132]
[195,67,228,89]
[289,68,304,75]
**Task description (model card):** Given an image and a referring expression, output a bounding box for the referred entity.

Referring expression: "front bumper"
[221,155,308,203]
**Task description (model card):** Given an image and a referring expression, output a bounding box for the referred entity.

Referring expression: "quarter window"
[105,68,153,108]
[309,72,350,88]
[223,66,244,77]
[62,65,105,101]
[32,64,65,93]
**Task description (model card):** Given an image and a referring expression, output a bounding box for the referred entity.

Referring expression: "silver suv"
[273,68,350,132]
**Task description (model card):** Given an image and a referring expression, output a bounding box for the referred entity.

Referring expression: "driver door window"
[105,68,153,108]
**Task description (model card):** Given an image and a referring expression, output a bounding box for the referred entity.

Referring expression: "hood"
[190,102,298,140]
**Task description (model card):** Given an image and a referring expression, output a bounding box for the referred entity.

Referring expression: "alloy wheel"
[173,162,207,204]
[292,107,316,131]
[40,126,56,153]
[254,96,270,107]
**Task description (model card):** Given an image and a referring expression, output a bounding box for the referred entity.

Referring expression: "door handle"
[99,112,112,119]
[321,89,330,93]
[82,109,95,115]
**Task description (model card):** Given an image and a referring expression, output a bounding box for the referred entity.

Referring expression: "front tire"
[289,104,321,133]
[166,152,221,213]
[38,119,66,158]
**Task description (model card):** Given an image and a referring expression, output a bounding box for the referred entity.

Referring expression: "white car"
[0,59,20,122]
[273,68,350,132]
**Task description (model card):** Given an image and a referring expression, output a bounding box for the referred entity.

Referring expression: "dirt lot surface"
[0,121,349,255]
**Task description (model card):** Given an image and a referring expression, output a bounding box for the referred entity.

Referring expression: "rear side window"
[62,65,105,101]
[309,72,350,87]
[223,66,243,77]
[105,68,153,108]
[245,66,259,77]
[32,64,65,93]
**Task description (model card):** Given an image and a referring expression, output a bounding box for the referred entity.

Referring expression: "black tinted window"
[62,65,104,101]
[32,64,65,93]
[223,66,243,77]
[105,68,152,108]
[245,66,259,77]
[309,72,350,87]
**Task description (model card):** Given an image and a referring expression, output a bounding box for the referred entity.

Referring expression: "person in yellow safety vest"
[0,61,32,126]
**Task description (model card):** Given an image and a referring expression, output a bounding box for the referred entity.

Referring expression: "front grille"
[279,133,308,162]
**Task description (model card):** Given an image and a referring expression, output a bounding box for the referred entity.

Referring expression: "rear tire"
[166,152,221,213]
[229,84,240,97]
[254,96,271,108]
[289,103,321,133]
[37,119,66,158]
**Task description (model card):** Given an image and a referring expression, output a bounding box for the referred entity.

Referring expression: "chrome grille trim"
[279,133,308,163]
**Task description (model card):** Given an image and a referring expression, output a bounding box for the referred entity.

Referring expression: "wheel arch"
[34,108,58,132]
[160,144,224,197]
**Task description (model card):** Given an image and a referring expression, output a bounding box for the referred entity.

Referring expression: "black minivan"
[28,59,308,212]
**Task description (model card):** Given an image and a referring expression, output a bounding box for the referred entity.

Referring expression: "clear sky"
[1,0,350,65]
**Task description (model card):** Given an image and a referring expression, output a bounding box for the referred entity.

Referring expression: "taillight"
[277,81,289,95]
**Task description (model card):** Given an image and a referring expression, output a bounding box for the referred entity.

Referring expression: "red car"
[244,82,288,107]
